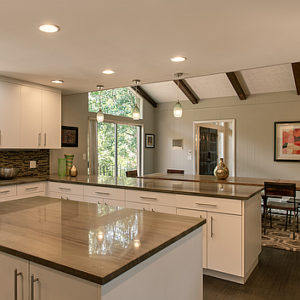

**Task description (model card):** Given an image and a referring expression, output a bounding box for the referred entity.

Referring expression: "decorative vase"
[64,154,74,176]
[70,165,78,177]
[57,158,66,177]
[214,158,229,180]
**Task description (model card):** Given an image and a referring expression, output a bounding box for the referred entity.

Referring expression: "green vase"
[64,154,74,176]
[58,158,66,177]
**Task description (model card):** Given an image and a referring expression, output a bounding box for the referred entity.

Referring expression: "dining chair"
[167,169,184,174]
[262,182,298,239]
[126,170,138,178]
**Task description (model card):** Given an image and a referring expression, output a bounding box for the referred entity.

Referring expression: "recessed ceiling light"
[170,56,187,62]
[39,24,60,33]
[102,69,115,75]
[51,80,64,84]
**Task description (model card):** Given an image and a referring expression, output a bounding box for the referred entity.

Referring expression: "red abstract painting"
[282,128,300,154]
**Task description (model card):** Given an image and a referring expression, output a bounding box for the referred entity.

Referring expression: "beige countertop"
[0,176,48,186]
[0,196,205,284]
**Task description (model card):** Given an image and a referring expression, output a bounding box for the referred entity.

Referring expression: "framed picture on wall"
[274,121,300,161]
[145,134,155,148]
[61,126,78,147]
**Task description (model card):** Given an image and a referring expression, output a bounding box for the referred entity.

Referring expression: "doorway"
[193,119,235,176]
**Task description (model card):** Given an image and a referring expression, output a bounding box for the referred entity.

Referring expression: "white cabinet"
[207,212,242,276]
[41,90,61,149]
[0,81,21,148]
[0,252,28,300]
[17,182,45,197]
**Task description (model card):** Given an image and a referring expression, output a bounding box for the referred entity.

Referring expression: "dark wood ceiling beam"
[173,79,200,104]
[291,62,300,95]
[131,86,157,108]
[226,72,247,100]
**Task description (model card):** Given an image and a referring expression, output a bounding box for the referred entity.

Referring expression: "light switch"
[30,161,37,168]
[187,151,192,161]
[83,153,87,160]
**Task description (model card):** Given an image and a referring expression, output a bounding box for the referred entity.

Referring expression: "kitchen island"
[0,196,205,300]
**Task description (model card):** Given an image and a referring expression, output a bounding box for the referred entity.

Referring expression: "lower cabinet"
[0,252,99,300]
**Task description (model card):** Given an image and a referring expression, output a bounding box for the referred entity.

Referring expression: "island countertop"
[0,196,205,285]
[48,175,263,200]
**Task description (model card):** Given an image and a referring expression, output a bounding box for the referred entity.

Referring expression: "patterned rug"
[262,214,300,252]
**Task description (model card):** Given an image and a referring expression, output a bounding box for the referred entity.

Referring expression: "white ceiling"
[1,1,300,95]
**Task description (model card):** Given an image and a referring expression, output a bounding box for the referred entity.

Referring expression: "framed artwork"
[145,134,155,148]
[61,126,78,147]
[274,121,300,161]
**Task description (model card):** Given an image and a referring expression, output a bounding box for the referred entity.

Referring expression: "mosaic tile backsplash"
[0,150,49,177]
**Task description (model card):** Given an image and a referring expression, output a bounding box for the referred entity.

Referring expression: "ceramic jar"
[64,154,74,176]
[70,165,78,177]
[214,158,229,180]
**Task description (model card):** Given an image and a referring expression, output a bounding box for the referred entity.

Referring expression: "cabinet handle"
[14,269,22,300]
[59,187,71,191]
[44,133,47,146]
[38,133,41,146]
[210,216,214,238]
[140,196,157,201]
[30,275,39,300]
[95,191,110,195]
[0,190,10,194]
[196,202,217,207]
[26,187,38,191]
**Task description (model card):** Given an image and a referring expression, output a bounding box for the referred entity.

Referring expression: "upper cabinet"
[0,80,61,149]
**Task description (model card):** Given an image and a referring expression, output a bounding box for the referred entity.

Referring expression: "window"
[88,88,143,177]
[88,87,142,118]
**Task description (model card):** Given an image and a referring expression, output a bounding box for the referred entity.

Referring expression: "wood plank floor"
[204,247,300,300]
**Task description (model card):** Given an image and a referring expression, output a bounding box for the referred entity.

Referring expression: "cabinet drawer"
[17,182,45,196]
[0,185,17,199]
[102,198,125,208]
[48,182,83,196]
[176,194,242,215]
[151,204,176,214]
[84,185,125,200]
[125,190,176,207]
[48,191,83,202]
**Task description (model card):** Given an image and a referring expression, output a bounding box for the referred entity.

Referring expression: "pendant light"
[132,79,141,120]
[173,73,183,118]
[96,85,104,122]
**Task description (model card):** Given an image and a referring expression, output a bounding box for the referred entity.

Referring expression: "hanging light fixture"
[132,79,141,120]
[173,73,183,118]
[96,85,104,122]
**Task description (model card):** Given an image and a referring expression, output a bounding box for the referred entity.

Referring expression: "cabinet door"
[177,208,207,268]
[207,212,242,276]
[20,86,42,148]
[42,90,61,149]
[30,263,99,300]
[102,198,125,208]
[0,252,28,300]
[151,204,176,214]
[0,81,21,148]
[126,201,151,211]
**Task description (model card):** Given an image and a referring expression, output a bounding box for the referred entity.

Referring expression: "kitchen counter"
[48,175,263,200]
[0,176,48,186]
[0,196,205,285]
[139,173,300,191]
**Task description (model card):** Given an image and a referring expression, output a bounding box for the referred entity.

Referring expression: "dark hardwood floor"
[204,247,300,300]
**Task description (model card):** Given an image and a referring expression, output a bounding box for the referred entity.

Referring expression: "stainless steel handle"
[26,187,38,191]
[95,191,110,195]
[59,187,71,191]
[140,196,157,201]
[14,269,22,300]
[196,202,217,207]
[30,275,39,300]
[38,133,41,146]
[0,190,10,194]
[44,133,47,146]
[210,216,213,238]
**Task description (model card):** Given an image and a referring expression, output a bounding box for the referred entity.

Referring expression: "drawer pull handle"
[0,190,10,194]
[211,216,214,238]
[95,191,110,195]
[26,187,38,191]
[14,269,22,300]
[196,202,217,207]
[59,187,71,191]
[30,275,39,300]
[140,196,157,201]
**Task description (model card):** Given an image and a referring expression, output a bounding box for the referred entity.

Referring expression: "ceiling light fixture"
[170,56,187,62]
[39,24,60,33]
[51,80,64,84]
[96,85,105,122]
[173,73,183,118]
[102,69,115,75]
[132,79,141,120]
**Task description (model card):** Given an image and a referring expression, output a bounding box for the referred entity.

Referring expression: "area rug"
[262,215,300,252]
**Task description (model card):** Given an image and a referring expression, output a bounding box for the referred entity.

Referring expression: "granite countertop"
[0,196,205,285]
[0,176,48,186]
[48,175,263,200]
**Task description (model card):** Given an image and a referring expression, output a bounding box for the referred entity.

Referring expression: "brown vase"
[70,165,78,177]
[214,158,229,180]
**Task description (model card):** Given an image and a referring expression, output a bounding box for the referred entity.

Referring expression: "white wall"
[154,91,300,180]
[50,93,155,175]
